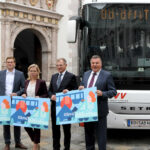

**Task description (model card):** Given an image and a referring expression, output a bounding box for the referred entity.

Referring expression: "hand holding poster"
[56,87,98,125]
[0,96,11,125]
[11,96,50,129]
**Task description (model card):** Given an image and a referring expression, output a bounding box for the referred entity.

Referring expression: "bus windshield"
[81,3,150,90]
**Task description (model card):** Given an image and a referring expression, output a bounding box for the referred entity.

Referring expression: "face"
[29,67,39,79]
[90,58,102,73]
[6,58,15,71]
[56,60,67,73]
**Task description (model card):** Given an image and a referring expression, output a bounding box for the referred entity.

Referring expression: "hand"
[63,89,69,94]
[10,93,17,97]
[96,90,103,96]
[51,95,56,101]
[35,96,40,98]
[78,86,84,90]
[22,94,27,98]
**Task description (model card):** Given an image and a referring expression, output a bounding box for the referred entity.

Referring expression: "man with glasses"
[0,57,27,150]
[49,58,78,150]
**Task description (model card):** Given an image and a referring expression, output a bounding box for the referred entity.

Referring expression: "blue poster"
[0,96,11,125]
[11,96,50,129]
[56,87,98,125]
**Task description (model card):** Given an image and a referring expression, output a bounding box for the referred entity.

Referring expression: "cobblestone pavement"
[0,124,150,150]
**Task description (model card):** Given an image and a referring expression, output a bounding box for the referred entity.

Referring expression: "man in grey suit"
[79,55,117,150]
[0,57,27,150]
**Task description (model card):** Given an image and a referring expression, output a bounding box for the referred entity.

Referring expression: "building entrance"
[14,29,42,78]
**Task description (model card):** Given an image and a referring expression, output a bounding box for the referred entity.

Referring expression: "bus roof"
[83,0,150,5]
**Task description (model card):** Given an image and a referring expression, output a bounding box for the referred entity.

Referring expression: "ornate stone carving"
[30,0,39,6]
[46,0,54,9]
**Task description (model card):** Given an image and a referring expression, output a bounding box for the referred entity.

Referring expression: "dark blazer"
[0,69,25,96]
[24,79,48,98]
[81,69,117,117]
[49,71,78,99]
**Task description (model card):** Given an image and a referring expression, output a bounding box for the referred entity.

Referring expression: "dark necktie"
[88,72,97,88]
[57,73,62,89]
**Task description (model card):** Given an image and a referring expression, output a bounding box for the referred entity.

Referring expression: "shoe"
[15,143,27,149]
[3,144,10,150]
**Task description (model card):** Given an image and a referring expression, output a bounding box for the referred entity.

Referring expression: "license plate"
[127,119,150,127]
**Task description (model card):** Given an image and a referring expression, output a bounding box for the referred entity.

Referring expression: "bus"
[67,0,150,129]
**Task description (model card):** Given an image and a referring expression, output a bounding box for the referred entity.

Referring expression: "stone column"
[40,0,44,8]
[1,20,12,69]
[49,27,58,78]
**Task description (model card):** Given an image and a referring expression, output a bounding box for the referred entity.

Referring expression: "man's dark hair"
[90,55,102,61]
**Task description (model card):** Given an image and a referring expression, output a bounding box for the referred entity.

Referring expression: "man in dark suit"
[79,55,117,150]
[0,57,27,150]
[49,58,78,150]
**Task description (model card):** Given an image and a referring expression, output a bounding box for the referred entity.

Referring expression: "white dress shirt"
[87,70,101,88]
[5,69,15,96]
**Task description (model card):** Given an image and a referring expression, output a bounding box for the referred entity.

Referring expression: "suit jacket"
[81,69,117,117]
[49,71,78,104]
[0,69,25,96]
[24,79,48,98]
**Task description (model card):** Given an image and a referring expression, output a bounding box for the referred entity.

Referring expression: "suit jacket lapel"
[35,79,39,96]
[85,71,92,88]
[2,70,6,89]
[13,70,17,90]
[58,71,68,89]
[95,69,104,88]
[55,73,59,90]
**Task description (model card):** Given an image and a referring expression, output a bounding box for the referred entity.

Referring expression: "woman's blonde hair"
[27,64,40,80]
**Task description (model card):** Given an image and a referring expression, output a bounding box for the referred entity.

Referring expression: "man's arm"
[101,74,117,98]
[48,75,56,101]
[16,72,25,96]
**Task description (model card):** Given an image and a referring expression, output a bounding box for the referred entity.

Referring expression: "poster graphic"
[11,96,50,129]
[0,96,11,125]
[56,87,98,125]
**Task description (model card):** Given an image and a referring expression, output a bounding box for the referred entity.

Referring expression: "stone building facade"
[0,0,63,81]
[0,0,80,81]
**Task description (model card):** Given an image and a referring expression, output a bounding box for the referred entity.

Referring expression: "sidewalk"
[0,124,86,150]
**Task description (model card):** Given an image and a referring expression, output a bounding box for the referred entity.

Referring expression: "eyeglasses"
[56,64,64,67]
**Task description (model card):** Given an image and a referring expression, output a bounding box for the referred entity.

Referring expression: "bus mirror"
[67,19,77,43]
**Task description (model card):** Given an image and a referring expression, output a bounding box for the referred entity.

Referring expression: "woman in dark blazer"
[22,64,48,150]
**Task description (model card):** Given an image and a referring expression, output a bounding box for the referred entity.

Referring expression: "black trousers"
[24,127,40,144]
[84,117,107,150]
[3,125,21,144]
[51,104,71,150]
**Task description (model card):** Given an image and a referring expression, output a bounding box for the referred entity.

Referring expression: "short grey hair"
[57,58,67,64]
